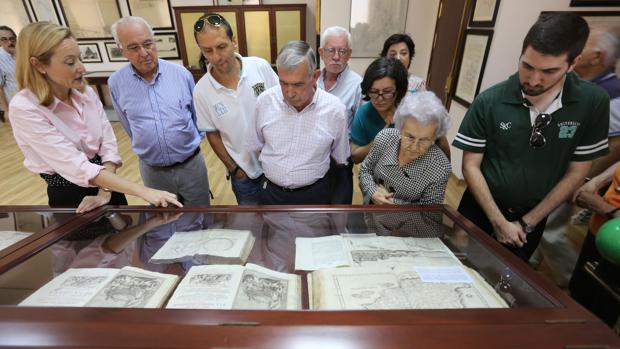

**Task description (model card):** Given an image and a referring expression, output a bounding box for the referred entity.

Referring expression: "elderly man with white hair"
[318,26,362,204]
[108,16,211,206]
[359,91,451,205]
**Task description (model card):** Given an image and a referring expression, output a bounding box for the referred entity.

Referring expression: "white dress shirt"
[249,86,350,189]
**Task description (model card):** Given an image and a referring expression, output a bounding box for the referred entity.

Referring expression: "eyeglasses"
[125,40,155,53]
[401,134,433,148]
[368,90,396,100]
[324,47,349,56]
[0,36,16,42]
[194,14,225,32]
[529,113,553,149]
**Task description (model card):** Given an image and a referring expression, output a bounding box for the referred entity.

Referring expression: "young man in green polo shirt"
[452,12,610,262]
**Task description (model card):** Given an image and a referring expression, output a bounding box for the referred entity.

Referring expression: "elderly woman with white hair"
[359,91,451,205]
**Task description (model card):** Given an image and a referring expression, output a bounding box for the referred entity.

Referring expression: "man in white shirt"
[0,25,17,122]
[249,41,350,205]
[193,13,278,205]
[318,26,362,204]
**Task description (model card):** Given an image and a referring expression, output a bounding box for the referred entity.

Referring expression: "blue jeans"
[231,175,262,205]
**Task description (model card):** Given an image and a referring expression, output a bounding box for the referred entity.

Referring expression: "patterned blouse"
[359,128,451,205]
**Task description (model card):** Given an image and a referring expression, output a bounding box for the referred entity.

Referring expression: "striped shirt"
[248,86,350,189]
[109,59,201,167]
[0,48,17,106]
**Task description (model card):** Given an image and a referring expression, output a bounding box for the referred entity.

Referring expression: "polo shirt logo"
[557,121,580,139]
[213,102,228,117]
[252,82,265,96]
[499,121,511,130]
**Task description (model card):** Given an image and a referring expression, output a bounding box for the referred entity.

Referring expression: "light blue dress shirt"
[109,59,201,167]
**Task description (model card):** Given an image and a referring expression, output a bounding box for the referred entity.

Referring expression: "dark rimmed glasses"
[529,113,553,149]
[194,14,225,32]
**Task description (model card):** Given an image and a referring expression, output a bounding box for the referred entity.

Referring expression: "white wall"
[449,0,620,178]
[320,0,439,78]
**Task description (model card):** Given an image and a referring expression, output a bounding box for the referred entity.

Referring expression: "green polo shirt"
[452,72,610,210]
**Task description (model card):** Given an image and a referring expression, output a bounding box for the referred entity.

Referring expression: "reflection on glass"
[244,11,271,63]
[275,10,301,56]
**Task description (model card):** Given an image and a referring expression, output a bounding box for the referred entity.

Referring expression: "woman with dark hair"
[380,33,426,93]
[350,57,408,164]
[380,33,451,159]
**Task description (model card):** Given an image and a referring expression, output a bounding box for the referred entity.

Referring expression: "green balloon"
[596,217,620,265]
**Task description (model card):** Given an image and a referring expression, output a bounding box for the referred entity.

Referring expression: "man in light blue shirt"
[109,16,210,206]
[317,26,362,204]
[0,25,17,122]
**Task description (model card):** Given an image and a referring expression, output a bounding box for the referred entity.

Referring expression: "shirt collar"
[591,69,616,85]
[207,53,244,91]
[319,65,349,88]
[48,88,85,113]
[130,59,161,83]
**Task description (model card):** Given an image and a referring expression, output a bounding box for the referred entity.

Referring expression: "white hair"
[276,40,316,76]
[111,16,154,48]
[594,26,620,68]
[320,26,351,48]
[394,91,451,139]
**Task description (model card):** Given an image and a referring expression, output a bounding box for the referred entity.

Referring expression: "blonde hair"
[15,22,78,106]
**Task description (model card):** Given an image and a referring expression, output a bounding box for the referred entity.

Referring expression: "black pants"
[329,158,353,204]
[47,185,127,207]
[569,232,620,327]
[259,175,331,205]
[457,188,546,262]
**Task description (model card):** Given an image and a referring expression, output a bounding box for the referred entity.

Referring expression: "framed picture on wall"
[469,0,500,27]
[350,0,409,57]
[104,42,128,62]
[154,32,179,59]
[126,0,174,30]
[78,43,103,63]
[28,0,61,24]
[453,29,494,107]
[570,0,620,6]
[59,0,121,39]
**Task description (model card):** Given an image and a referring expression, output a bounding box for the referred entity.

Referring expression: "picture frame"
[28,0,61,25]
[216,0,262,5]
[570,0,620,6]
[59,0,121,40]
[104,42,128,62]
[126,0,174,30]
[349,0,409,58]
[78,43,103,63]
[452,29,494,108]
[154,32,180,59]
[0,0,32,34]
[469,0,500,27]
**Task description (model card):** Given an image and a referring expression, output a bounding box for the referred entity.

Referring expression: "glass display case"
[0,205,617,348]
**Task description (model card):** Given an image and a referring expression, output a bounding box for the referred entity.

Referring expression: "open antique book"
[308,264,508,310]
[19,266,179,308]
[166,263,301,310]
[295,234,461,270]
[150,229,255,265]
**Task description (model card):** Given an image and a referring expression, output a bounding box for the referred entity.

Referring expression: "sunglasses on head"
[529,113,553,149]
[194,14,225,32]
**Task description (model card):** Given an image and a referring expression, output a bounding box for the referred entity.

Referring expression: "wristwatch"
[227,165,241,180]
[604,207,620,220]
[518,217,535,234]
